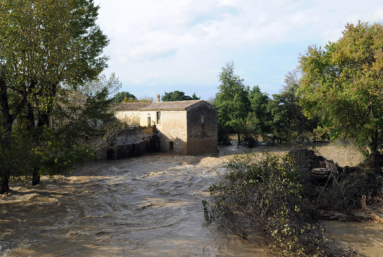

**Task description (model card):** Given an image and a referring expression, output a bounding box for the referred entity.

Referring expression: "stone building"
[112,98,218,155]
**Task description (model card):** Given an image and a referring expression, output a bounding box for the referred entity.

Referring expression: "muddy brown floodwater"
[1,142,383,256]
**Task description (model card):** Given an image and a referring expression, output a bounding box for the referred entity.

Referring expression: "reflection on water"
[0,143,377,256]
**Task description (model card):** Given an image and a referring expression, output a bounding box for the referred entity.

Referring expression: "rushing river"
[1,143,382,256]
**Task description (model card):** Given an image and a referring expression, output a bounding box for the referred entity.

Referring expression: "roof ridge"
[113,100,207,111]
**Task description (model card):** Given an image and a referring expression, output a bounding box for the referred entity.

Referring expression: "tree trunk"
[0,169,10,194]
[32,168,40,186]
[27,103,41,186]
[237,132,241,146]
[371,130,380,173]
[0,137,11,194]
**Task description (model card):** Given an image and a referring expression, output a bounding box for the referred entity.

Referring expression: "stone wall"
[98,126,160,160]
[186,102,218,155]
[114,110,141,126]
[158,111,187,154]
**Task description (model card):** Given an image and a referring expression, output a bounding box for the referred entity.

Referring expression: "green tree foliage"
[0,0,109,193]
[267,85,317,144]
[298,21,383,170]
[247,86,271,137]
[112,91,136,104]
[191,92,201,100]
[26,89,114,180]
[161,91,197,101]
[214,62,250,145]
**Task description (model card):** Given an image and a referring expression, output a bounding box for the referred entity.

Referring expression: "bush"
[203,152,352,256]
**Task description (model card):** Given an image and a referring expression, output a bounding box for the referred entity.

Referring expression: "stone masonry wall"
[186,102,218,155]
[97,126,160,160]
[158,111,187,154]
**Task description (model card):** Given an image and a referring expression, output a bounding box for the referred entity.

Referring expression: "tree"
[280,69,302,93]
[191,92,201,100]
[267,85,315,144]
[162,91,193,101]
[138,95,154,103]
[207,96,216,105]
[248,86,271,136]
[298,21,383,171]
[80,73,122,99]
[38,88,114,176]
[0,0,109,193]
[214,62,250,145]
[112,91,136,104]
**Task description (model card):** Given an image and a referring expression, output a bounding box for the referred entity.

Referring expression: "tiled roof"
[112,102,150,110]
[112,100,208,111]
[142,100,204,110]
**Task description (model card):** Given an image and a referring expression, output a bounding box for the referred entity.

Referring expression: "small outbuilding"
[112,99,218,155]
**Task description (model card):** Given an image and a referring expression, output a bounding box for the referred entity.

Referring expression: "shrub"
[203,152,351,256]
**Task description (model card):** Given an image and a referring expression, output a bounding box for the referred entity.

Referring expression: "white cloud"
[94,0,383,98]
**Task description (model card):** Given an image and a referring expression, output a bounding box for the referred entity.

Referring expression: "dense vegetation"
[203,150,382,256]
[162,90,200,101]
[112,91,137,104]
[205,21,383,256]
[214,63,318,146]
[0,0,112,193]
[299,21,383,172]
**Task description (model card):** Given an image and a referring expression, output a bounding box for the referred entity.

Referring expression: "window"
[157,111,161,124]
[169,141,173,150]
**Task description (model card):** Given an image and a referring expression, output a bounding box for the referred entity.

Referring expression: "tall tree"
[112,91,136,104]
[0,0,109,193]
[248,86,271,136]
[162,91,193,101]
[214,62,250,145]
[80,73,122,99]
[280,69,301,93]
[298,21,383,171]
[191,92,201,100]
[267,85,314,144]
[207,96,216,105]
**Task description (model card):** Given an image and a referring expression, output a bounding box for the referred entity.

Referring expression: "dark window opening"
[169,141,173,150]
[157,111,161,124]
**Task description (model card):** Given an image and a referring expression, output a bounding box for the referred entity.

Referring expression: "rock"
[320,211,348,222]
[311,168,329,175]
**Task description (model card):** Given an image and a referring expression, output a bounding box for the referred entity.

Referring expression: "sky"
[94,0,383,100]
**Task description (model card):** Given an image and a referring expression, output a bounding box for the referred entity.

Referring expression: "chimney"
[157,94,160,103]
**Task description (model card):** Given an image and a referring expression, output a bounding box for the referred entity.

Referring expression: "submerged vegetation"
[203,150,382,256]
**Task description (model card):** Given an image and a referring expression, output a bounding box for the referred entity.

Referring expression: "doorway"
[147,117,151,127]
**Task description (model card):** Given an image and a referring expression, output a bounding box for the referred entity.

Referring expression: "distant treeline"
[213,62,320,146]
[112,90,200,104]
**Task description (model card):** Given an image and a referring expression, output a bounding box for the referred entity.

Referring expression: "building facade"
[112,100,218,155]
